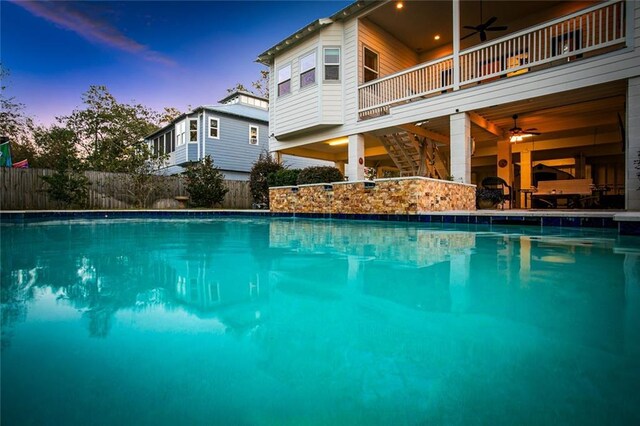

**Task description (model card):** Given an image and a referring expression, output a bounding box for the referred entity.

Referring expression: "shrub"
[297,166,344,185]
[268,168,300,187]
[249,152,283,208]
[184,155,228,207]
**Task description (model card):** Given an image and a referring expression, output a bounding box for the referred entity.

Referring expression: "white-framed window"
[176,121,186,146]
[363,46,379,83]
[299,51,316,88]
[324,47,340,81]
[249,125,259,145]
[208,117,219,139]
[189,118,198,143]
[277,64,291,96]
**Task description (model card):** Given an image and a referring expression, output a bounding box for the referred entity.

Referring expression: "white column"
[452,0,460,90]
[626,77,640,210]
[271,151,282,164]
[347,134,365,181]
[450,112,471,183]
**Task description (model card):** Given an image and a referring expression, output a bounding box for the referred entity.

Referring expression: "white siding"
[357,18,419,84]
[320,22,345,125]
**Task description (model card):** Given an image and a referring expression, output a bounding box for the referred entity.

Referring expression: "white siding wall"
[357,18,419,84]
[320,22,345,125]
[272,35,321,136]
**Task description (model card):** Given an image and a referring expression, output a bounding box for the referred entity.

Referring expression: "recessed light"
[396,2,403,10]
[434,35,441,41]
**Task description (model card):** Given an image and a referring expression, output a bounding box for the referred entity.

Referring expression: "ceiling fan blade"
[480,31,487,42]
[487,26,508,31]
[484,16,498,27]
[526,132,542,136]
[461,31,478,41]
[463,25,478,30]
[525,128,538,132]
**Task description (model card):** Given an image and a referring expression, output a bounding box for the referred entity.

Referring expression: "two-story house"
[146,90,330,180]
[258,0,640,209]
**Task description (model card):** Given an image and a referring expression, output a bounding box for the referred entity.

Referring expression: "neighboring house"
[145,90,331,180]
[257,0,640,209]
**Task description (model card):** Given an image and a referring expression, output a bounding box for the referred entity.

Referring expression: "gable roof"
[256,0,380,65]
[145,104,268,140]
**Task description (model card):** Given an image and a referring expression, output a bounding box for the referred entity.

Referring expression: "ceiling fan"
[462,0,508,42]
[509,114,541,141]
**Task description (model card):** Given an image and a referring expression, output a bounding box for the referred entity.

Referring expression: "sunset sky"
[2,0,351,125]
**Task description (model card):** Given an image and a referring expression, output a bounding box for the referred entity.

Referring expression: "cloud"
[10,0,176,66]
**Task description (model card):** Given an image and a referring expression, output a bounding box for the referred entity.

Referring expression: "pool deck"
[2,208,640,235]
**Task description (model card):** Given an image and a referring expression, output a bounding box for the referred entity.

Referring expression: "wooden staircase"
[379,131,448,179]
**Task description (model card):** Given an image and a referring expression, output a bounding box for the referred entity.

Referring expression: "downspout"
[202,111,206,160]
[197,111,202,161]
[452,0,460,91]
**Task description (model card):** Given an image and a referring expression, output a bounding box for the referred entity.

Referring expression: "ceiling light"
[434,35,441,41]
[396,2,403,10]
[327,137,348,146]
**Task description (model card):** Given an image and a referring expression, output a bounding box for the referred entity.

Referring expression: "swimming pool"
[2,218,639,425]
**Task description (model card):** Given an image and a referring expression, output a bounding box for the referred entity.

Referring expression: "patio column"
[452,0,460,90]
[271,151,282,164]
[520,144,533,208]
[450,112,471,183]
[626,77,640,209]
[347,134,365,181]
[497,138,513,207]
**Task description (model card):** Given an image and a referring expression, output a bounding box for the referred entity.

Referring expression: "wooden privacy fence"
[0,168,252,210]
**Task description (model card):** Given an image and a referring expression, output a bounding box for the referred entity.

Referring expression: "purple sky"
[2,0,351,125]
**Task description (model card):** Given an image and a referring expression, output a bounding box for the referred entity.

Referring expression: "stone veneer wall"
[269,177,476,214]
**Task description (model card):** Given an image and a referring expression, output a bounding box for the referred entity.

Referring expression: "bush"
[297,166,344,185]
[268,168,300,187]
[184,155,228,207]
[250,152,283,208]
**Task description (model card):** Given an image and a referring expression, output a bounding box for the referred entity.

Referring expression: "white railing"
[358,56,454,117]
[357,0,626,118]
[460,0,626,84]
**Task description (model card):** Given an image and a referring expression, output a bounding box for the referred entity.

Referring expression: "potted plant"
[476,188,503,209]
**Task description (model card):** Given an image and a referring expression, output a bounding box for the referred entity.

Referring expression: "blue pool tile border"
[2,210,637,235]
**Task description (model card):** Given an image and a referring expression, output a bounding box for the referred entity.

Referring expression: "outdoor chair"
[481,176,513,209]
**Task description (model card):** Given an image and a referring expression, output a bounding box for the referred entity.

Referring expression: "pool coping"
[2,209,640,235]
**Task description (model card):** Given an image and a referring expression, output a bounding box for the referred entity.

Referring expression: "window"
[209,117,219,139]
[249,125,259,145]
[189,119,198,143]
[299,51,316,88]
[277,64,291,96]
[324,47,340,81]
[363,46,379,82]
[176,121,186,146]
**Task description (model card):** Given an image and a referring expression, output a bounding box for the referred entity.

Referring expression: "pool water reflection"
[1,218,639,425]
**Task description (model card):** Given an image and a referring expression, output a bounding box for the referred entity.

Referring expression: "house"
[145,90,331,180]
[257,0,640,209]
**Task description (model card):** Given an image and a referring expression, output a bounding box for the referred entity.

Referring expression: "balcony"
[358,0,627,119]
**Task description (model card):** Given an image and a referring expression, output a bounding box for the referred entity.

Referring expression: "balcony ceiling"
[364,1,598,53]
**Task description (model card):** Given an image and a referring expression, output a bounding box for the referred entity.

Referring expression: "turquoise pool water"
[1,218,639,425]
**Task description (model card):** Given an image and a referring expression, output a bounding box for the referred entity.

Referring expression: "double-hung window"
[249,125,259,145]
[363,46,379,82]
[323,48,340,81]
[209,117,219,139]
[176,121,186,146]
[299,51,316,88]
[277,64,291,96]
[189,119,198,143]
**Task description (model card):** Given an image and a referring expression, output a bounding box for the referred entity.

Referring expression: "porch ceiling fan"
[509,114,541,141]
[462,0,508,42]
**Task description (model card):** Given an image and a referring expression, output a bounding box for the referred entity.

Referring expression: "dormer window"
[300,51,316,88]
[277,64,291,96]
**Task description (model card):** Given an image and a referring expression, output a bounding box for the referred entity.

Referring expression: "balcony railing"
[358,0,626,119]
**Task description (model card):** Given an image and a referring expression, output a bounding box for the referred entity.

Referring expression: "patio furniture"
[481,176,512,209]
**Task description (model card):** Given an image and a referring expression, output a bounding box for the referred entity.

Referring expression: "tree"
[184,155,228,207]
[227,83,250,93]
[0,64,38,165]
[159,107,182,126]
[37,126,89,207]
[250,151,283,208]
[252,69,269,99]
[61,85,160,173]
[119,153,171,208]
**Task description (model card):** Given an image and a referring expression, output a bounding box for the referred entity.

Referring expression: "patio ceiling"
[363,1,598,53]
